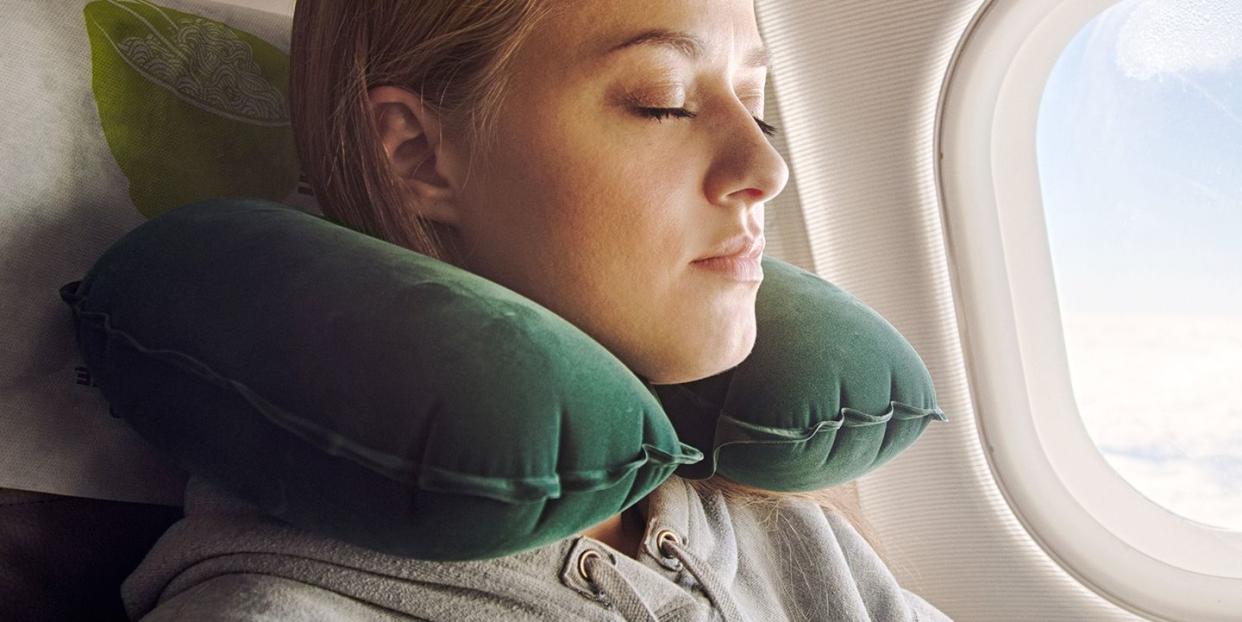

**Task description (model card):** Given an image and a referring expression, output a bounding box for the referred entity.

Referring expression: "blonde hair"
[289,0,890,565]
[686,477,888,563]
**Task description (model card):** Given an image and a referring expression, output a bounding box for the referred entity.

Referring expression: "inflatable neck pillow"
[58,197,946,561]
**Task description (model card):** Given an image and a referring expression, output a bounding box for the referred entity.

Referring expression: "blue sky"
[1037,0,1242,315]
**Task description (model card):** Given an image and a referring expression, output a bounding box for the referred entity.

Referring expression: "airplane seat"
[0,488,182,620]
[0,1,314,618]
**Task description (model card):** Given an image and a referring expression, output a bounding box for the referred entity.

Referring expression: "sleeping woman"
[119,1,954,620]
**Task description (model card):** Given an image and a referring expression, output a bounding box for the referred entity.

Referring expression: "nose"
[705,102,790,208]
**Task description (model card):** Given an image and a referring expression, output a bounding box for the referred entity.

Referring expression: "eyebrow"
[605,28,770,69]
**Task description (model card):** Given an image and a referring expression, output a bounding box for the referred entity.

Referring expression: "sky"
[1036,0,1242,530]
[1037,0,1242,316]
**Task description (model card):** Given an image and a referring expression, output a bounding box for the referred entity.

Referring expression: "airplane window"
[1036,0,1242,531]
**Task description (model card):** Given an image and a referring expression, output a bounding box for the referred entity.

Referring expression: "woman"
[120,1,953,620]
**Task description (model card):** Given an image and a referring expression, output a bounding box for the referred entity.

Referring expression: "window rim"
[935,0,1242,620]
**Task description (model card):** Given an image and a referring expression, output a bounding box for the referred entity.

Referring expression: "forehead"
[530,0,765,73]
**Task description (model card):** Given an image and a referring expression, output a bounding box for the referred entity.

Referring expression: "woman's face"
[421,0,787,384]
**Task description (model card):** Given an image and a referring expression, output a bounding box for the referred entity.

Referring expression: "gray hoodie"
[122,475,952,621]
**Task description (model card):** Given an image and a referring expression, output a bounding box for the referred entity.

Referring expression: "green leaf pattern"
[85,0,299,219]
[113,13,289,125]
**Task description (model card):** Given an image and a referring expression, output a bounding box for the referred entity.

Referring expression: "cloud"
[1114,0,1242,79]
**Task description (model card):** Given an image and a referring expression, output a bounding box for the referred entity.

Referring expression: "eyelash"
[639,107,781,138]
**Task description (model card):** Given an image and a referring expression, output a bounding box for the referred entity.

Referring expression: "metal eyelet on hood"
[655,528,683,557]
[577,548,604,583]
[572,542,660,622]
[646,525,687,572]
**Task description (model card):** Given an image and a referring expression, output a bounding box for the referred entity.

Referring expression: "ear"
[367,85,463,226]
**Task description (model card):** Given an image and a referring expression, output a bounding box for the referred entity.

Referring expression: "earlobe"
[404,179,460,226]
[367,86,462,226]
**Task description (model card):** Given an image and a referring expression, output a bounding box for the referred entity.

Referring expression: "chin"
[647,321,757,385]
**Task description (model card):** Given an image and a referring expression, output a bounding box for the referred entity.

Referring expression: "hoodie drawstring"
[580,530,748,622]
[581,549,660,622]
[658,534,748,622]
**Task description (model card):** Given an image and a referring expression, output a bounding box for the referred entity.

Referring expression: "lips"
[690,233,766,282]
[693,234,765,263]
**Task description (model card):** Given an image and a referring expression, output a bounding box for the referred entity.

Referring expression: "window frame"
[935,0,1242,620]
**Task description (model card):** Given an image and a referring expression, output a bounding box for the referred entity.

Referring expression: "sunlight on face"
[452,0,789,384]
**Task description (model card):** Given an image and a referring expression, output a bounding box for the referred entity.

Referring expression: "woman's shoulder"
[681,479,954,621]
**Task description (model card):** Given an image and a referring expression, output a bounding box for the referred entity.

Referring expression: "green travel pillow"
[57,197,946,561]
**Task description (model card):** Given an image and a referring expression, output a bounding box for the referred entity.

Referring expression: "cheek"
[523,140,664,248]
[476,107,693,290]
[571,166,687,273]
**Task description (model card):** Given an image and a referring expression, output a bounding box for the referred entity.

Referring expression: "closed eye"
[639,107,697,121]
[638,107,780,137]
